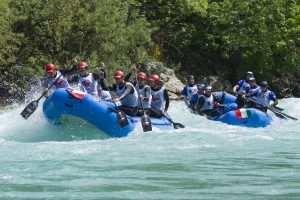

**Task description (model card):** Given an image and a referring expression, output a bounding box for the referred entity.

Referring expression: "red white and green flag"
[235,109,252,119]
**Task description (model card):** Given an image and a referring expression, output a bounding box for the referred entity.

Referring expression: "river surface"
[0,98,300,199]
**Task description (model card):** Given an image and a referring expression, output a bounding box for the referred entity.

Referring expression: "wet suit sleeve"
[164,89,170,111]
[59,65,78,83]
[118,84,133,100]
[94,69,107,80]
[124,72,132,82]
[60,64,77,76]
[98,78,116,91]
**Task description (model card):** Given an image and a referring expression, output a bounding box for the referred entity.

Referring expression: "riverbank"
[1,63,300,107]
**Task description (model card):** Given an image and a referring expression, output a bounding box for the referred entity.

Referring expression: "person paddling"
[120,65,152,116]
[189,83,205,113]
[99,70,138,116]
[250,81,278,112]
[233,71,253,108]
[149,74,170,118]
[182,75,198,108]
[75,61,111,101]
[244,77,260,107]
[43,63,72,96]
[196,85,222,118]
[134,72,152,116]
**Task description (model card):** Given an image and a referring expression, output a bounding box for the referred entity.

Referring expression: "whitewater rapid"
[0,98,300,199]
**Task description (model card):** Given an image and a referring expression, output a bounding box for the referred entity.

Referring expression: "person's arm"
[99,78,115,91]
[60,64,77,75]
[233,85,239,94]
[233,80,243,94]
[118,84,133,100]
[163,89,170,112]
[269,92,278,108]
[124,72,132,82]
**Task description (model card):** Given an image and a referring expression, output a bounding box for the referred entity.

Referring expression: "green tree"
[9,0,152,78]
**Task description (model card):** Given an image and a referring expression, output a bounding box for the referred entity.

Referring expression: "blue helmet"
[187,75,194,80]
[260,81,268,87]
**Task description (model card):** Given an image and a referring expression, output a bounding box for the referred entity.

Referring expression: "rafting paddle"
[20,64,102,119]
[273,106,284,112]
[20,72,65,119]
[101,77,129,128]
[245,98,297,120]
[135,73,152,132]
[164,112,185,129]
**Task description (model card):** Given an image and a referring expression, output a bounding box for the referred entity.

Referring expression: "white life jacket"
[184,85,198,107]
[256,90,273,106]
[78,73,98,95]
[151,87,165,111]
[116,82,138,107]
[97,84,111,101]
[48,71,71,89]
[135,84,151,109]
[199,94,214,111]
[186,85,198,100]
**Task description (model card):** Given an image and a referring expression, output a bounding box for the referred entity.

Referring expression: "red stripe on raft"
[235,109,242,119]
[70,92,85,100]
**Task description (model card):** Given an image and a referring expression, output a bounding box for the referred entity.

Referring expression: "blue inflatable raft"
[208,92,272,127]
[43,88,172,137]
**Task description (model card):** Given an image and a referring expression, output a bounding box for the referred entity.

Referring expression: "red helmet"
[114,70,124,78]
[78,61,88,69]
[149,74,160,81]
[45,63,56,73]
[137,72,147,79]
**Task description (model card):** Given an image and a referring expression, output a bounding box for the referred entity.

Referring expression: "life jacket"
[116,82,138,107]
[78,73,98,95]
[48,71,71,89]
[135,84,151,109]
[256,89,275,106]
[151,87,165,111]
[97,84,111,101]
[186,85,198,100]
[237,80,250,94]
[199,94,214,111]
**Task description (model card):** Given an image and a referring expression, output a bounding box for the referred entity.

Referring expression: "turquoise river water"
[0,98,300,199]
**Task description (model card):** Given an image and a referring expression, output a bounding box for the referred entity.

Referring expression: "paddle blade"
[117,111,129,128]
[274,106,284,112]
[173,123,185,129]
[273,112,287,120]
[141,114,152,132]
[20,101,39,119]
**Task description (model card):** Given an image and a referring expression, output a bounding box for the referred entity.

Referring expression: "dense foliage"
[0,0,299,89]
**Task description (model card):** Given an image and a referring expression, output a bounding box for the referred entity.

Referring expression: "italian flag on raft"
[234,109,253,119]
